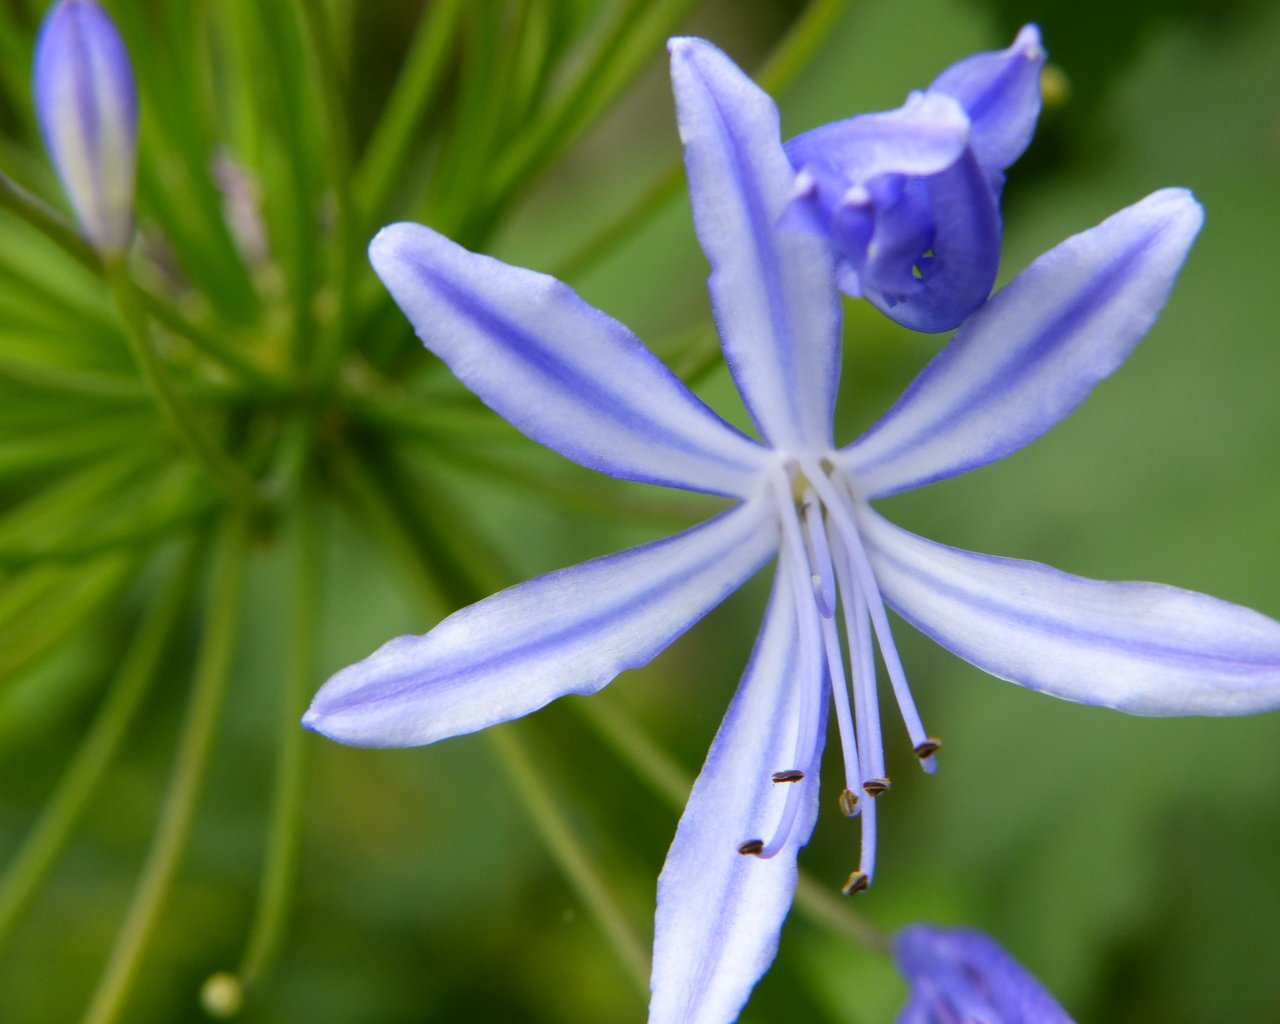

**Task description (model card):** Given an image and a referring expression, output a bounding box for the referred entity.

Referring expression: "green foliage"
[0,0,1277,1021]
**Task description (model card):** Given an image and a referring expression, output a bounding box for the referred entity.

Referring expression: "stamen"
[837,788,860,816]
[862,778,891,797]
[738,839,765,856]
[914,738,943,761]
[756,483,829,859]
[771,770,805,784]
[806,464,939,775]
[830,530,886,787]
[800,491,837,617]
[840,870,869,896]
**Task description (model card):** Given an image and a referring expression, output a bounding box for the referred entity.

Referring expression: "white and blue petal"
[304,499,779,748]
[841,189,1204,498]
[895,924,1076,1024]
[928,24,1046,184]
[669,37,841,452]
[33,0,138,258]
[857,507,1280,716]
[650,558,824,1024]
[370,223,769,498]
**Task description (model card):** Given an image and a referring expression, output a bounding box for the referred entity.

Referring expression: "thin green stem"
[353,0,464,229]
[295,0,358,389]
[488,726,650,995]
[234,480,319,990]
[105,263,261,507]
[1,169,277,387]
[342,455,650,994]
[0,543,201,951]
[0,168,99,271]
[79,519,249,1024]
[483,0,699,210]
[552,0,850,283]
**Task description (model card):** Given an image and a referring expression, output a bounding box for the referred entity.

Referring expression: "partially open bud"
[783,26,1045,333]
[33,0,138,260]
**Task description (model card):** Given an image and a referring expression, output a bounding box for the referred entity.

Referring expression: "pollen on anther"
[914,738,943,760]
[837,788,860,816]
[862,777,891,797]
[771,769,805,784]
[737,839,765,856]
[840,870,869,896]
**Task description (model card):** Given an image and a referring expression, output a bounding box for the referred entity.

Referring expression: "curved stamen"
[802,463,938,774]
[800,492,863,800]
[830,527,887,788]
[800,490,837,617]
[753,478,828,859]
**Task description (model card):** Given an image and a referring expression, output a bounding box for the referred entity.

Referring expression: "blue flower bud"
[33,0,138,259]
[784,26,1046,332]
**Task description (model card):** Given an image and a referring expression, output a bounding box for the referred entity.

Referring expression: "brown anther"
[840,870,869,896]
[914,738,943,760]
[737,839,765,856]
[837,788,860,816]
[771,769,805,784]
[862,777,891,797]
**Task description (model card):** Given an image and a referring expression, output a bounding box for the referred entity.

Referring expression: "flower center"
[739,457,941,893]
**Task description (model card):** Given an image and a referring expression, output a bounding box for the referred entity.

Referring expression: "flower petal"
[784,92,970,190]
[370,223,769,498]
[304,500,778,747]
[650,559,824,1024]
[929,24,1046,182]
[858,507,1280,716]
[895,924,1076,1024]
[862,148,1001,333]
[841,189,1204,498]
[669,37,841,451]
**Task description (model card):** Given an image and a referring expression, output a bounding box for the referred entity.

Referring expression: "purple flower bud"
[33,0,138,259]
[894,924,1076,1023]
[784,26,1046,332]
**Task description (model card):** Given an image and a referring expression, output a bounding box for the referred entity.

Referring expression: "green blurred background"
[1,0,1278,1021]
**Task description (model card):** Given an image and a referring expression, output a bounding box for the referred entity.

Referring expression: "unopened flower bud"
[33,0,138,259]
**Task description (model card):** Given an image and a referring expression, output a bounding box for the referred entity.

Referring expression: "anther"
[862,777,891,797]
[737,839,765,856]
[914,738,943,760]
[837,788,860,816]
[840,870,870,896]
[771,770,805,784]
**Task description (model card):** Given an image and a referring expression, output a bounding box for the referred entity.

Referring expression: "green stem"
[234,481,319,990]
[0,169,277,388]
[0,168,99,270]
[488,726,651,995]
[105,263,261,507]
[342,455,651,994]
[0,543,201,951]
[353,0,464,230]
[79,519,249,1024]
[295,0,358,390]
[552,0,849,283]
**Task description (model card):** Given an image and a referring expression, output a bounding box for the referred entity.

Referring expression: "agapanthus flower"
[33,0,138,259]
[305,36,1280,1024]
[895,924,1076,1023]
[783,25,1045,331]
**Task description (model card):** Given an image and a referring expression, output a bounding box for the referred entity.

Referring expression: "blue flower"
[783,25,1045,331]
[895,924,1076,1023]
[305,36,1280,1024]
[33,0,138,259]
